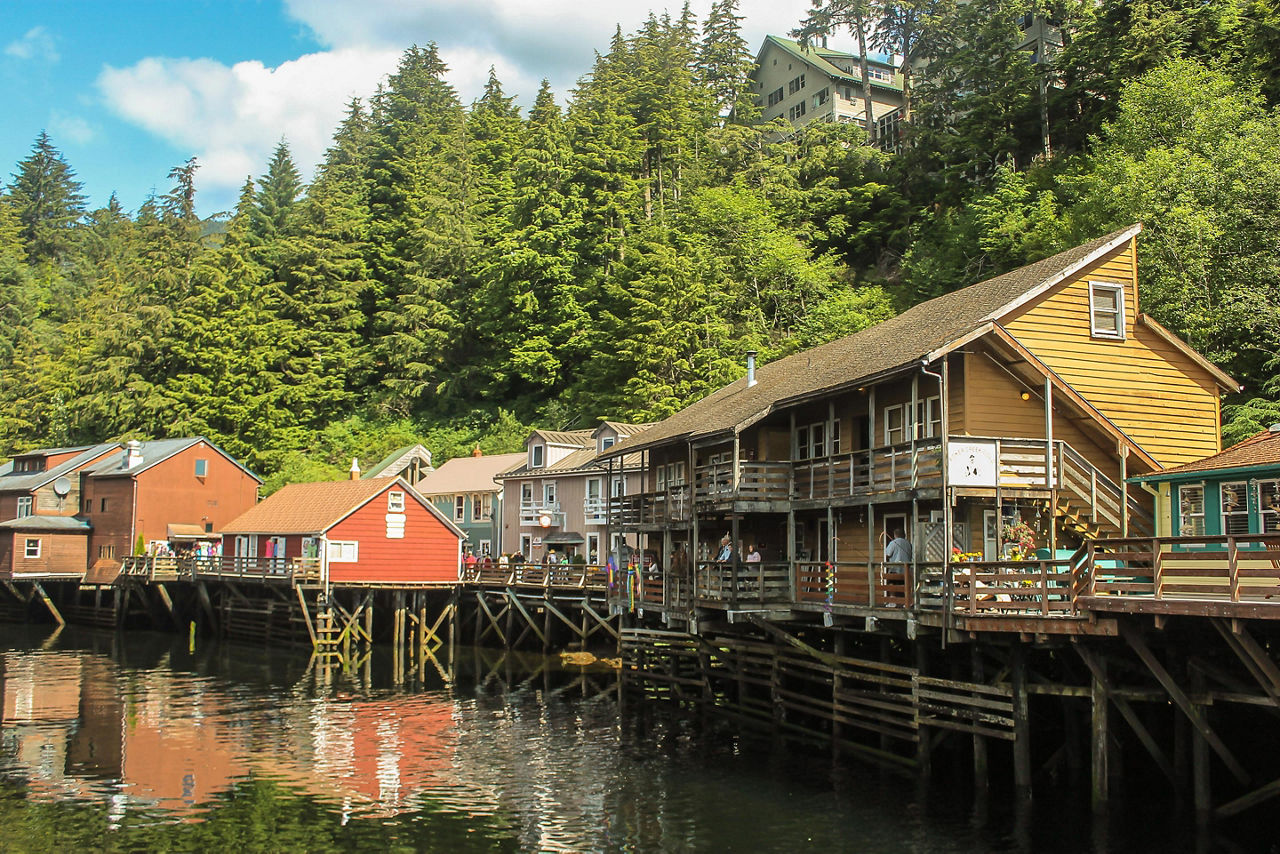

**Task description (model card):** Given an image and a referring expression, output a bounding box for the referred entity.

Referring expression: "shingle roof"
[363,444,433,479]
[606,227,1143,457]
[532,429,595,446]
[0,515,91,532]
[598,421,657,438]
[1142,428,1280,479]
[220,479,395,535]
[758,36,903,92]
[83,437,261,482]
[0,443,120,494]
[414,453,525,496]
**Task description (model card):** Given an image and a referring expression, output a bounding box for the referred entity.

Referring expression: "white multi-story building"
[750,36,904,146]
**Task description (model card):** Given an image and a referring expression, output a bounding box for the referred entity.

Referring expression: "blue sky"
[2,1,856,218]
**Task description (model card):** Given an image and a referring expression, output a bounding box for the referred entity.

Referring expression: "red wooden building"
[0,437,259,580]
[219,478,464,586]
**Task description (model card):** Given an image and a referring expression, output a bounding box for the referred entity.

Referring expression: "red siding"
[0,531,88,579]
[326,485,461,585]
[133,442,260,544]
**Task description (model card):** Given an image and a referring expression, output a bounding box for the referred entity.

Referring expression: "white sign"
[948,440,998,487]
[532,537,543,546]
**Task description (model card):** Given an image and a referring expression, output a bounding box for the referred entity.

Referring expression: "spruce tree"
[6,131,85,265]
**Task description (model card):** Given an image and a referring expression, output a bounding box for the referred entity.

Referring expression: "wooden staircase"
[1053,443,1155,540]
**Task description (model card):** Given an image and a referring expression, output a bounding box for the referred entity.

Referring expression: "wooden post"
[1090,648,1109,811]
[1012,643,1033,798]
[972,644,988,793]
[916,643,931,778]
[1119,445,1129,537]
[730,514,741,609]
[1046,376,1056,555]
[1191,667,1211,826]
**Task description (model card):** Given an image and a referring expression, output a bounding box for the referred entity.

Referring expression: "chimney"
[349,458,361,480]
[746,351,758,387]
[124,440,143,469]
[472,444,483,457]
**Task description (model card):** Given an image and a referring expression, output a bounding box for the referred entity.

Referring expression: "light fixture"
[538,513,553,528]
[1020,391,1031,401]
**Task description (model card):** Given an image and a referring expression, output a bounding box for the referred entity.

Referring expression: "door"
[881,514,907,564]
[266,536,287,573]
[983,510,999,561]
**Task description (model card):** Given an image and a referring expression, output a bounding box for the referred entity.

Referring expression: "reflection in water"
[0,626,1267,853]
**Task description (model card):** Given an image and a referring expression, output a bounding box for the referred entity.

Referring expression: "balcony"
[608,486,692,527]
[519,500,563,526]
[792,438,942,501]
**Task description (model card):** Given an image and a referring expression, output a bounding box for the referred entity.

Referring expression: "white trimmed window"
[16,496,32,518]
[1220,482,1250,535]
[1178,484,1205,536]
[599,436,615,453]
[388,491,405,513]
[1257,479,1280,533]
[194,458,208,477]
[1089,282,1125,339]
[530,444,545,468]
[327,541,359,562]
[24,538,40,559]
[454,495,465,522]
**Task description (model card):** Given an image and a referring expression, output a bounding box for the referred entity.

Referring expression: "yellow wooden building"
[598,224,1240,629]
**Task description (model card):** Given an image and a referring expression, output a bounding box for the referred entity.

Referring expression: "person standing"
[745,544,762,563]
[883,528,913,565]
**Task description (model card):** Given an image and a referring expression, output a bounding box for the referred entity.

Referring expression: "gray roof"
[605,227,1141,457]
[363,444,434,479]
[0,515,91,532]
[0,443,120,494]
[83,437,261,482]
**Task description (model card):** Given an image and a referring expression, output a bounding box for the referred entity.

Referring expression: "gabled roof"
[414,453,525,496]
[604,226,1191,458]
[84,437,262,483]
[0,443,120,494]
[1136,427,1280,481]
[362,444,434,479]
[755,36,902,93]
[220,477,464,539]
[530,429,595,447]
[596,421,657,438]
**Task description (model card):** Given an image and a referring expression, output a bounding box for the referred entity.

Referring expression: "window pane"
[1179,485,1205,536]
[1259,479,1280,534]
[1221,482,1250,535]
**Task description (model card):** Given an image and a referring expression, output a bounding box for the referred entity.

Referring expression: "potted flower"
[1001,520,1036,560]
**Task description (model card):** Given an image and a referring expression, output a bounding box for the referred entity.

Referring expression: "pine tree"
[699,0,758,124]
[6,131,86,265]
[251,141,304,244]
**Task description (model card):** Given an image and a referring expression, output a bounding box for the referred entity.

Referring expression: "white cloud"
[5,25,59,63]
[93,0,858,212]
[49,110,95,145]
[97,47,400,205]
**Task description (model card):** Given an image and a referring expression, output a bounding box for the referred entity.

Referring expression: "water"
[0,624,1271,853]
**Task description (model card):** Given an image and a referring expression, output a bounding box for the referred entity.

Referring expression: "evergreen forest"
[3,0,1280,488]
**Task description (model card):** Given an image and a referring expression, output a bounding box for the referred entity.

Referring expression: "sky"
[1,1,857,218]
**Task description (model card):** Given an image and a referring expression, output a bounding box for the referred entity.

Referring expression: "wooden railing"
[794,561,923,609]
[1082,534,1280,603]
[792,439,943,500]
[609,486,692,526]
[459,562,610,592]
[1057,442,1155,537]
[119,555,322,584]
[694,462,792,502]
[692,561,791,607]
[918,557,1084,618]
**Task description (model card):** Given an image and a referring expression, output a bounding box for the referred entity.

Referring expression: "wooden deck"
[607,534,1280,632]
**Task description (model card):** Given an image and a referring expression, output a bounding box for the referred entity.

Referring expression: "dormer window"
[1089,282,1125,339]
[599,436,616,453]
[12,458,44,474]
[530,444,545,468]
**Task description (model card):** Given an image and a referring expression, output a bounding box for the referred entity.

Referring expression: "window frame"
[388,490,405,513]
[326,540,359,563]
[1177,483,1206,537]
[1220,481,1250,536]
[454,495,465,522]
[1089,281,1126,340]
[194,458,208,477]
[15,496,33,518]
[23,538,40,559]
[1259,478,1280,534]
[529,444,545,469]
